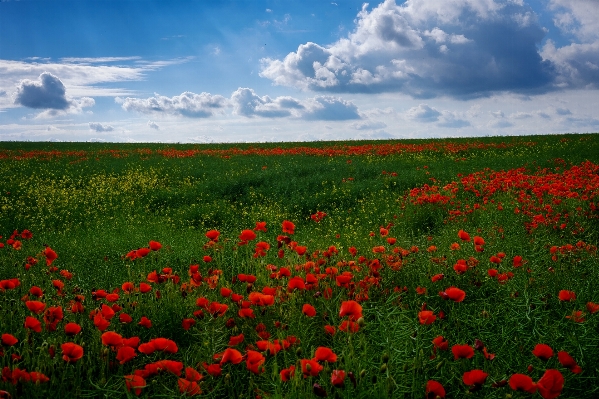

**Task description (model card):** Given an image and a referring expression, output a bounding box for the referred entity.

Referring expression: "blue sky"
[1,0,598,143]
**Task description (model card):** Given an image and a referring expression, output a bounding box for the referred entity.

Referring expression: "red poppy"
[425,380,446,398]
[227,333,244,346]
[302,304,316,317]
[219,348,243,365]
[431,274,444,282]
[458,230,471,241]
[205,229,220,241]
[246,350,266,374]
[121,282,135,293]
[1,334,18,346]
[558,351,582,373]
[138,316,152,328]
[139,283,152,293]
[301,359,323,378]
[136,248,151,258]
[101,331,123,347]
[43,247,58,266]
[29,371,49,383]
[29,286,43,297]
[25,301,46,314]
[151,338,178,353]
[587,302,599,314]
[509,373,537,393]
[178,378,201,395]
[64,322,81,336]
[463,369,488,386]
[123,337,140,348]
[239,229,257,243]
[202,362,222,377]
[149,240,162,251]
[339,300,363,321]
[24,316,42,333]
[444,287,466,302]
[339,320,360,333]
[182,318,196,331]
[124,374,146,396]
[558,290,576,301]
[282,220,295,234]
[452,344,474,360]
[116,346,137,364]
[537,369,564,399]
[314,347,337,363]
[532,344,554,361]
[288,276,306,291]
[473,236,485,246]
[61,342,84,363]
[254,221,267,232]
[432,336,448,351]
[280,365,295,382]
[418,310,436,325]
[513,255,524,267]
[331,369,346,388]
[119,313,133,324]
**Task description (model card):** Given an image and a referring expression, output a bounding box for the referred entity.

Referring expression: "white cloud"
[89,122,114,132]
[14,72,71,110]
[260,0,555,98]
[147,121,160,130]
[120,92,228,118]
[349,120,387,130]
[406,104,441,122]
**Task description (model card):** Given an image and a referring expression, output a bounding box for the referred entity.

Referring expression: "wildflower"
[331,369,346,388]
[474,236,485,246]
[202,362,222,377]
[431,274,444,282]
[246,350,266,374]
[532,344,554,361]
[302,304,316,317]
[339,300,363,321]
[339,320,360,333]
[443,287,466,302]
[537,369,564,399]
[219,348,243,365]
[558,351,582,373]
[116,346,137,364]
[239,229,257,243]
[425,380,446,398]
[458,230,471,241]
[43,247,58,266]
[124,374,146,396]
[509,374,537,393]
[301,359,323,378]
[1,334,18,346]
[25,301,46,314]
[138,316,152,329]
[452,344,474,360]
[64,323,81,336]
[61,342,84,363]
[558,290,576,301]
[462,369,488,387]
[314,347,337,363]
[24,316,42,333]
[432,336,449,351]
[418,311,436,325]
[565,310,585,322]
[282,220,295,234]
[586,302,599,314]
[254,221,267,232]
[149,240,162,251]
[205,230,220,242]
[280,365,295,382]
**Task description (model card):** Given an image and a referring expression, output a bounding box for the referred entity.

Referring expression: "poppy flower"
[444,287,466,302]
[473,236,485,246]
[205,230,220,242]
[29,286,44,297]
[178,378,202,395]
[219,348,243,365]
[425,380,446,398]
[458,230,471,241]
[138,316,152,329]
[339,320,360,333]
[314,347,337,363]
[101,331,123,347]
[136,248,150,258]
[566,310,586,322]
[532,344,554,361]
[513,255,524,268]
[537,369,564,399]
[119,313,133,324]
[203,362,222,377]
[339,300,363,321]
[139,283,152,293]
[301,359,323,378]
[302,304,317,317]
[149,240,162,251]
[182,318,196,331]
[558,351,582,373]
[25,301,46,314]
[24,316,42,333]
[324,325,336,335]
[331,369,346,388]
[228,333,244,346]
[124,374,146,396]
[151,338,178,353]
[64,322,81,336]
[418,311,436,325]
[431,274,444,282]
[558,290,576,301]
[43,247,58,266]
[509,373,537,393]
[246,350,266,374]
[452,344,474,360]
[61,342,84,363]
[1,334,18,346]
[463,369,488,386]
[280,365,295,382]
[587,302,599,314]
[239,229,257,243]
[282,220,295,234]
[29,371,49,383]
[116,346,137,364]
[432,336,448,351]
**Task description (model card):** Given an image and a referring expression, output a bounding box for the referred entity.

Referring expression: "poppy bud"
[313,291,321,298]
[379,364,387,373]
[296,347,302,356]
[474,339,484,351]
[313,383,327,397]
[357,317,365,327]
[348,372,357,388]
[381,353,389,363]
[360,369,366,379]
[224,373,231,385]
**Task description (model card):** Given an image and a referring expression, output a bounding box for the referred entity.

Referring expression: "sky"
[1,0,598,143]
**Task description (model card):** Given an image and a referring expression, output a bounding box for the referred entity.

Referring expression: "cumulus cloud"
[120,92,228,118]
[260,0,556,98]
[230,88,360,121]
[406,104,440,122]
[437,111,470,128]
[349,120,387,130]
[89,122,114,132]
[147,121,160,129]
[14,72,71,110]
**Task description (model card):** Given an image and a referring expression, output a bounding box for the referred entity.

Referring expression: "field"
[1,134,599,398]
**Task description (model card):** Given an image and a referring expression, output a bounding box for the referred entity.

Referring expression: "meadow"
[1,133,598,398]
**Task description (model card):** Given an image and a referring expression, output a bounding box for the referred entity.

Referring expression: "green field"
[1,134,598,398]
